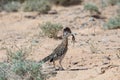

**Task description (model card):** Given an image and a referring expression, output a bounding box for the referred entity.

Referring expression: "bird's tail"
[39,54,53,63]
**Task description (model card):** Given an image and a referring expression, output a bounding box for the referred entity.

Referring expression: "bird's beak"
[71,33,75,42]
[71,33,75,46]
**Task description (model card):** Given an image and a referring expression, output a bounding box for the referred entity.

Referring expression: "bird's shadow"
[55,68,90,71]
[48,68,90,79]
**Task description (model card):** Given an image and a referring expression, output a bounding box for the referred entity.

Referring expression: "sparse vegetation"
[0,47,47,80]
[0,62,9,80]
[0,0,120,80]
[3,1,21,12]
[40,22,63,39]
[108,0,120,6]
[23,0,51,13]
[0,0,51,13]
[84,3,100,15]
[103,17,120,29]
[50,0,83,6]
[0,0,83,12]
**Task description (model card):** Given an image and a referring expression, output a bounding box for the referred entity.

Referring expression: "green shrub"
[103,17,120,29]
[0,47,47,80]
[0,63,7,80]
[108,0,120,5]
[11,60,44,80]
[50,0,83,6]
[103,3,120,30]
[26,61,45,80]
[84,3,100,14]
[7,48,28,62]
[9,51,44,79]
[23,0,51,13]
[7,48,29,77]
[3,1,21,12]
[0,0,25,5]
[40,22,63,39]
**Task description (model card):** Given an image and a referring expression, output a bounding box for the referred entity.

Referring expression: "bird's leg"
[59,58,64,70]
[53,61,60,70]
[53,61,56,68]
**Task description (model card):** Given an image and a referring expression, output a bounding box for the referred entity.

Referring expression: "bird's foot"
[59,67,64,71]
[55,67,64,71]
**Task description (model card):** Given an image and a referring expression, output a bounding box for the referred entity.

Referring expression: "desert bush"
[0,47,47,80]
[11,60,44,80]
[9,49,46,80]
[40,22,63,39]
[23,0,51,13]
[103,17,120,29]
[3,1,21,12]
[11,60,28,77]
[26,61,45,80]
[84,3,100,15]
[108,0,120,6]
[50,0,83,6]
[0,63,9,80]
[7,47,28,62]
[0,0,25,4]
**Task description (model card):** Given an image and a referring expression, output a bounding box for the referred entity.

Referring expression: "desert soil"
[0,2,120,80]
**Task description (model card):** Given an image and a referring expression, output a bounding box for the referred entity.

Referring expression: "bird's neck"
[62,37,68,47]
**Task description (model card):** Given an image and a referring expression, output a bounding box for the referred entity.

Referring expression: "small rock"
[89,17,95,21]
[48,10,57,14]
[72,62,79,65]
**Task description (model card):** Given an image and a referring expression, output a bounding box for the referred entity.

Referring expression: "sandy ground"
[0,2,120,80]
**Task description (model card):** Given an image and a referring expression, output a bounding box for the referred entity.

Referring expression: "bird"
[39,27,75,70]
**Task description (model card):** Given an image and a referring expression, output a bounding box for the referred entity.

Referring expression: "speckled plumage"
[39,27,75,69]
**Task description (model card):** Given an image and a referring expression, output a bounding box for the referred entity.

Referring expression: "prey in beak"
[63,27,76,46]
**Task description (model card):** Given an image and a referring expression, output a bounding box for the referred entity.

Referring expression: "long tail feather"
[39,54,53,63]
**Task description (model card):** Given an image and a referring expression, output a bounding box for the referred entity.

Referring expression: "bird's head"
[63,27,75,42]
[63,27,71,37]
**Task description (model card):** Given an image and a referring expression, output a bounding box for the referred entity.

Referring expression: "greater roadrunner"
[39,27,75,70]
